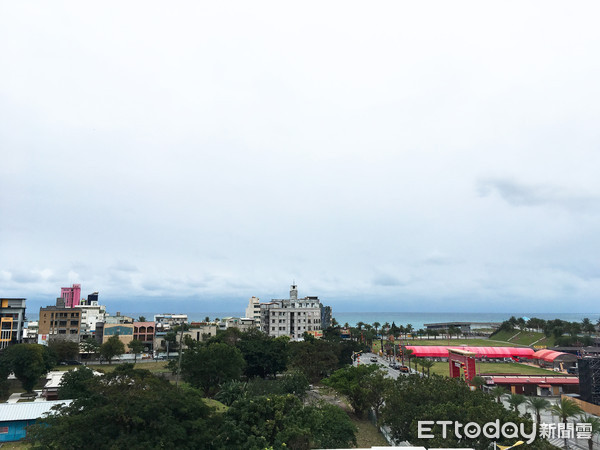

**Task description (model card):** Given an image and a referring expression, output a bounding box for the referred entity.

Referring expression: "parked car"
[370,356,378,363]
[59,360,82,366]
[389,362,400,370]
[399,365,410,373]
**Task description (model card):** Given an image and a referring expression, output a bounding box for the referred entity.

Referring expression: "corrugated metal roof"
[0,400,72,422]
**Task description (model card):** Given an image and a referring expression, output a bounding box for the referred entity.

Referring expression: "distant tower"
[290,284,298,300]
[61,284,81,308]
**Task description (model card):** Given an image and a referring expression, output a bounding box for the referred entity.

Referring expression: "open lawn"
[425,361,559,377]
[58,361,171,374]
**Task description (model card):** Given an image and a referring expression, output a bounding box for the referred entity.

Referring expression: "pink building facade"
[61,284,81,308]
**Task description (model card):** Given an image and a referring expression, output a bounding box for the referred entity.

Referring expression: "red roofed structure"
[484,374,579,396]
[405,346,535,359]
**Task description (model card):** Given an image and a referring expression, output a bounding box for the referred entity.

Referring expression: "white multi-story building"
[75,304,107,334]
[259,285,326,340]
[154,313,188,332]
[245,296,261,330]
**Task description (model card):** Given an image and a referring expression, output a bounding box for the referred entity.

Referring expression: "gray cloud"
[477,178,600,213]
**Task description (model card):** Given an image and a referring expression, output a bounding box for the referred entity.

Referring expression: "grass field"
[490,330,553,347]
[424,361,558,377]
[58,361,170,374]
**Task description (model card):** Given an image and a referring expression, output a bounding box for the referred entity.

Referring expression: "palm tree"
[471,376,485,390]
[549,398,583,449]
[490,386,508,403]
[507,393,526,414]
[578,415,600,450]
[550,398,583,425]
[420,359,435,377]
[526,397,550,424]
[373,321,381,337]
[405,324,414,339]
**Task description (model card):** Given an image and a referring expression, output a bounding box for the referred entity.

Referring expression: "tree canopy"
[0,344,55,393]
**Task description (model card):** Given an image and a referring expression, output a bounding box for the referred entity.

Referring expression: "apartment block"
[38,306,81,343]
[260,285,327,340]
[0,298,27,349]
[60,284,81,308]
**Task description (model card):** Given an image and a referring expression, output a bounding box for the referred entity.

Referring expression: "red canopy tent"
[405,346,535,359]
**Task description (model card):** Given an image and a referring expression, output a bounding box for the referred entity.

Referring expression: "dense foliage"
[378,374,557,450]
[493,316,597,346]
[0,343,55,393]
[29,364,356,449]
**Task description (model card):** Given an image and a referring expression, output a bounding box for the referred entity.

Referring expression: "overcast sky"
[2,1,600,314]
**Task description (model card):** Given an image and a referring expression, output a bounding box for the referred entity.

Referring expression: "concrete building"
[186,323,218,342]
[38,306,81,343]
[245,296,261,329]
[23,321,38,343]
[0,298,26,349]
[75,304,106,336]
[102,323,134,347]
[133,322,155,352]
[218,317,257,333]
[260,285,326,340]
[105,312,134,324]
[60,284,81,308]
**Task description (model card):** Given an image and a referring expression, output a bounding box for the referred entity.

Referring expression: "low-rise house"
[218,317,256,333]
[0,400,72,442]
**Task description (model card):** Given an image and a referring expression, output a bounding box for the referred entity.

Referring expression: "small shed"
[0,400,72,442]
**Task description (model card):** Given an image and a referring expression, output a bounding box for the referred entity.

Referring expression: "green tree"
[380,375,549,450]
[549,397,583,425]
[99,335,125,364]
[549,398,583,448]
[323,364,389,418]
[288,338,338,383]
[215,380,247,406]
[218,394,356,449]
[80,337,100,359]
[237,329,288,379]
[471,376,485,390]
[137,316,146,322]
[179,342,245,397]
[28,367,219,449]
[507,393,526,414]
[526,397,550,424]
[420,359,435,377]
[490,385,508,403]
[48,339,80,362]
[578,415,600,450]
[1,344,55,393]
[58,366,96,400]
[127,339,145,363]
